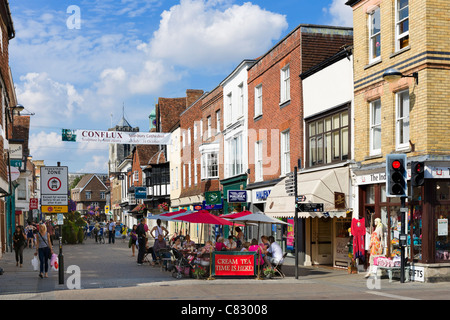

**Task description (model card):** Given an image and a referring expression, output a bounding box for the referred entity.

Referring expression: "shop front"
[265,166,352,268]
[220,173,248,237]
[354,161,450,282]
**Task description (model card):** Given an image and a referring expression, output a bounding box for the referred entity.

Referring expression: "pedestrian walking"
[25,223,35,248]
[108,219,116,244]
[136,218,147,265]
[35,223,53,278]
[13,226,26,267]
[129,225,137,257]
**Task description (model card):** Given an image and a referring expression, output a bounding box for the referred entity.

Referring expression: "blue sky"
[9,0,352,173]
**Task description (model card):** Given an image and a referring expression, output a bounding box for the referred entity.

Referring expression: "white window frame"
[226,92,232,126]
[187,127,191,145]
[216,110,221,134]
[255,140,263,182]
[395,0,409,51]
[227,134,243,177]
[368,7,381,63]
[280,130,290,176]
[280,65,290,104]
[188,163,191,187]
[238,82,244,117]
[183,165,186,188]
[207,116,212,139]
[370,99,382,155]
[194,159,198,185]
[254,84,262,117]
[395,89,410,150]
[201,153,219,179]
[194,123,197,141]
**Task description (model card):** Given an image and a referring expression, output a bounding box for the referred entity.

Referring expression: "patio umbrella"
[173,210,234,244]
[219,210,252,219]
[229,212,288,239]
[147,210,193,222]
[173,210,233,225]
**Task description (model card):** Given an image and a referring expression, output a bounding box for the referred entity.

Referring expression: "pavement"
[0,238,446,300]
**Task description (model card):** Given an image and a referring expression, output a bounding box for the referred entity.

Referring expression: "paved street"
[1,238,450,303]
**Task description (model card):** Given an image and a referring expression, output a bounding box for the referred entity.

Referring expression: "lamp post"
[382,68,419,85]
[5,104,24,252]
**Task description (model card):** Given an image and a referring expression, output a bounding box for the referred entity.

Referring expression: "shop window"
[306,106,350,168]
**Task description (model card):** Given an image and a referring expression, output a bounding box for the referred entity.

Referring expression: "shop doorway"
[311,218,333,265]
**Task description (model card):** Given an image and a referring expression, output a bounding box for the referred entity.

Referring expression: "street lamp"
[382,68,419,85]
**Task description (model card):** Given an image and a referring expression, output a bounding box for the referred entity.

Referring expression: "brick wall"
[247,25,353,183]
[350,0,450,165]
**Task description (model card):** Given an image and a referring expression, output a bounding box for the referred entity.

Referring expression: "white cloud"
[323,0,353,27]
[15,73,84,127]
[148,0,288,68]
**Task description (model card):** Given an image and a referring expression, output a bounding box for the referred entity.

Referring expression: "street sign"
[29,198,39,210]
[41,166,68,206]
[297,203,324,212]
[57,213,64,225]
[296,195,306,202]
[42,205,69,213]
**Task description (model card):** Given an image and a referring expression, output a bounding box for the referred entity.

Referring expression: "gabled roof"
[74,174,108,192]
[134,145,160,167]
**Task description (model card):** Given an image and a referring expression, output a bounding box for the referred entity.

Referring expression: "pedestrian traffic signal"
[411,161,425,187]
[386,154,407,197]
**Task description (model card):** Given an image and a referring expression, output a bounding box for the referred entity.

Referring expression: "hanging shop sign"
[227,190,248,203]
[205,191,222,206]
[134,187,147,199]
[62,129,171,145]
[211,252,257,277]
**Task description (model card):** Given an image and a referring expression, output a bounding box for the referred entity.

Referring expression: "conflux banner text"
[62,129,171,145]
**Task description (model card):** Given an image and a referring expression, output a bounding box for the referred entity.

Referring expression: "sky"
[9,0,353,174]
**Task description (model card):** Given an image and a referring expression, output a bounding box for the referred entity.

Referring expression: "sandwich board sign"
[40,166,68,213]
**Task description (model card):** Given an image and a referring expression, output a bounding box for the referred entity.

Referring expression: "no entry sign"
[41,166,68,207]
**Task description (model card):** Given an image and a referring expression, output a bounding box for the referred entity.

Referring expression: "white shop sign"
[410,266,425,282]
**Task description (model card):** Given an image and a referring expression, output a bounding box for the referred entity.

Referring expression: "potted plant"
[263,267,275,279]
[193,265,207,279]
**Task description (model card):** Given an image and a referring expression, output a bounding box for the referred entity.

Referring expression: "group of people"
[13,222,54,279]
[129,219,284,271]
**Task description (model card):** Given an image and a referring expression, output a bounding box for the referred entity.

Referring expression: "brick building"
[346,0,450,281]
[247,24,353,231]
[0,0,18,255]
[71,174,108,218]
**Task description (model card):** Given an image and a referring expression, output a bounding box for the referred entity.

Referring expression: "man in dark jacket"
[136,218,147,265]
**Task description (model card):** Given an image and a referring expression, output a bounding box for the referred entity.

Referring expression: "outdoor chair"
[273,253,288,278]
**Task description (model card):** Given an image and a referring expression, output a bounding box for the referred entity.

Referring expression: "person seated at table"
[171,238,183,250]
[198,240,213,256]
[224,235,237,251]
[265,236,284,268]
[214,236,227,251]
[240,242,250,252]
[182,235,195,250]
[248,239,265,266]
[234,227,244,248]
[151,235,170,266]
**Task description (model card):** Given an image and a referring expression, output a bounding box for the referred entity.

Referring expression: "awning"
[264,166,350,218]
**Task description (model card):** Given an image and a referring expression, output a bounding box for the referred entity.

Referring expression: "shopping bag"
[31,256,39,271]
[50,253,59,271]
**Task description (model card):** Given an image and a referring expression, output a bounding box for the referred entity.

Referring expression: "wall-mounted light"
[382,68,418,85]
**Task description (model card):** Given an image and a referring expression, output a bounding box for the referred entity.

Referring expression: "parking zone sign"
[41,166,68,210]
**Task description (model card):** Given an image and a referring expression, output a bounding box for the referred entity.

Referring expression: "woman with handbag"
[35,223,53,279]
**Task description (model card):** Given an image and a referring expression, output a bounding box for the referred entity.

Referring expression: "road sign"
[30,198,39,210]
[42,205,69,213]
[297,203,324,212]
[41,166,68,206]
[296,195,306,202]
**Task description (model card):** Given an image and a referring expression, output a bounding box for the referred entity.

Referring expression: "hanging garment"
[369,229,383,256]
[351,218,366,262]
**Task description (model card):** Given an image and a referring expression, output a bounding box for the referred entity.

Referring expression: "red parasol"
[173,210,233,225]
[160,209,187,217]
[219,210,252,219]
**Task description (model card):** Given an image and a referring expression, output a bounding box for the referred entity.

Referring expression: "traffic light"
[411,161,425,187]
[386,154,407,197]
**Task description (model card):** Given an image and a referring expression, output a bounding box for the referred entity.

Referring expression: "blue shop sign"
[135,187,147,199]
[202,200,223,210]
[255,189,271,201]
[227,190,248,203]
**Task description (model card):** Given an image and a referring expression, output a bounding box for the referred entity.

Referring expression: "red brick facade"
[247,25,353,184]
